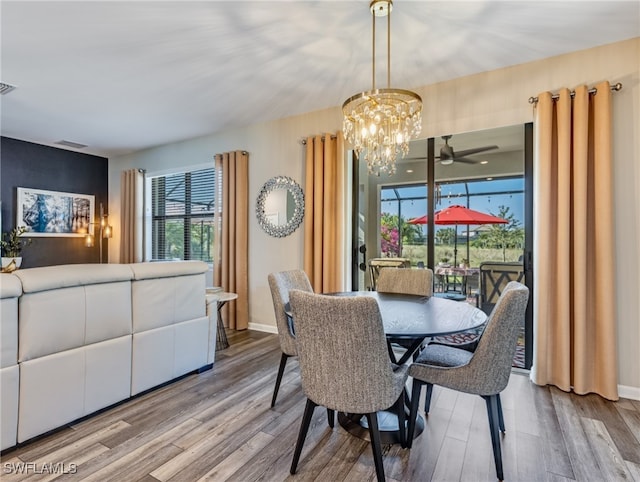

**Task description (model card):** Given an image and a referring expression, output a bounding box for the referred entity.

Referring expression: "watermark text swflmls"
[3,462,78,475]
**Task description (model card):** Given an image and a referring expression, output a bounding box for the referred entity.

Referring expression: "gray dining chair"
[406,281,529,481]
[288,289,409,482]
[376,266,433,297]
[267,270,313,407]
[376,267,433,362]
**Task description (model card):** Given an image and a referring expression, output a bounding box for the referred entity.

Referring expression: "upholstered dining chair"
[376,267,433,362]
[288,289,409,482]
[267,270,313,407]
[376,266,433,297]
[406,281,529,481]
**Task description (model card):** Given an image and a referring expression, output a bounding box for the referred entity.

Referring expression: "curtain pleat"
[530,82,617,400]
[303,132,345,293]
[214,151,249,330]
[120,169,144,263]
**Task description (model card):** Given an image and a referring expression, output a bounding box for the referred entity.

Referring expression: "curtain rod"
[300,134,337,145]
[528,82,622,104]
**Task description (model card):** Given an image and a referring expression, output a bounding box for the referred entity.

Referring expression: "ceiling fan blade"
[403,156,428,161]
[455,157,480,164]
[452,145,498,158]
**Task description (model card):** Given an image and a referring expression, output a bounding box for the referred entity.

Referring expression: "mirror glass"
[256,176,304,237]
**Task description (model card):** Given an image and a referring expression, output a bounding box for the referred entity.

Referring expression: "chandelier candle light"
[342,0,422,176]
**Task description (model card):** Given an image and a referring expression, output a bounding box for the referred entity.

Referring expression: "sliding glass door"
[351,124,533,369]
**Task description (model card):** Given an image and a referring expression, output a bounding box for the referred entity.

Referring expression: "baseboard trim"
[248,322,278,334]
[619,384,640,401]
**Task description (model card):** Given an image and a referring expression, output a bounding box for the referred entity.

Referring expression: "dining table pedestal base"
[338,411,424,445]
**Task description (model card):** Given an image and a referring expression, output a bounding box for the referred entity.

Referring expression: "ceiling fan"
[437,135,498,165]
[404,135,499,165]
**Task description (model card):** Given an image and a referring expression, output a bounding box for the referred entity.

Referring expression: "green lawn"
[401,244,523,267]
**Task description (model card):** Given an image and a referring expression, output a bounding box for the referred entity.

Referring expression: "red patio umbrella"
[408,205,508,264]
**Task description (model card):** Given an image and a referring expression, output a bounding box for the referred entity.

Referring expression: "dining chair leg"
[386,341,398,364]
[271,352,290,407]
[497,394,505,433]
[327,408,335,428]
[291,398,317,475]
[483,395,504,481]
[395,392,406,448]
[424,382,434,414]
[406,380,423,449]
[365,412,386,482]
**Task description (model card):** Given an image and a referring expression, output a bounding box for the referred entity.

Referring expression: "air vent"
[0,82,17,95]
[56,140,88,149]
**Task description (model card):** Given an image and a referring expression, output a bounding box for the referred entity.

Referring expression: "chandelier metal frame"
[342,0,423,176]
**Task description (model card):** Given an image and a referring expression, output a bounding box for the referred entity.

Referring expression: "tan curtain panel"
[120,168,144,263]
[530,82,618,400]
[214,151,249,330]
[303,132,345,293]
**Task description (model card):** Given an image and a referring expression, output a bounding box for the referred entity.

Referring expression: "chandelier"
[342,0,422,176]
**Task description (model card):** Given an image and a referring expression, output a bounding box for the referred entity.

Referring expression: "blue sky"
[381,178,525,231]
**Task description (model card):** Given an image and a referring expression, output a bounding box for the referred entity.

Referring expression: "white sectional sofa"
[1,274,21,450]
[0,261,214,450]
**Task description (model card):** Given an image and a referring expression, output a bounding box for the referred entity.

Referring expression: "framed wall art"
[17,187,95,237]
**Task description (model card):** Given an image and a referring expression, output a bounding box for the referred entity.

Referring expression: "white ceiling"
[1,1,638,158]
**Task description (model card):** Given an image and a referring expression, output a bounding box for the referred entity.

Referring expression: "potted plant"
[1,226,31,272]
[459,258,469,268]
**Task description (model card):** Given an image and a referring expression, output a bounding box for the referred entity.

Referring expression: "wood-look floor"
[2,330,640,482]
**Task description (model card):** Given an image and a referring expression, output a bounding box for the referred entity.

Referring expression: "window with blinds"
[151,167,215,262]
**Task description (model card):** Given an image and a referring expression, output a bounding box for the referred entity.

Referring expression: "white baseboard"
[248,322,278,334]
[618,384,640,401]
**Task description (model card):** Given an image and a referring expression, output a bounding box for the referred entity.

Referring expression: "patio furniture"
[479,262,524,315]
[367,257,410,290]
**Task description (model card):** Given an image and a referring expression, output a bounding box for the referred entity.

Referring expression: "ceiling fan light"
[440,158,454,166]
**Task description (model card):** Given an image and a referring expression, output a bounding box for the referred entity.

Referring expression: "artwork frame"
[16,187,95,237]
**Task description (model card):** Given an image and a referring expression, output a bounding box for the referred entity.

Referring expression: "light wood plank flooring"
[2,330,639,481]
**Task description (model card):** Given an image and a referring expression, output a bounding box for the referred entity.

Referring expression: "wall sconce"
[85,203,113,263]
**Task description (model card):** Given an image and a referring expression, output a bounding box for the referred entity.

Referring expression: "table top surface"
[434,266,480,276]
[205,291,238,303]
[287,291,487,339]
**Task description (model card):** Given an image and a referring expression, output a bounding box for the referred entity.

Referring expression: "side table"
[205,291,238,351]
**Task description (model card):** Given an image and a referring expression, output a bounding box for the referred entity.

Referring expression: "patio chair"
[479,262,524,315]
[368,257,410,290]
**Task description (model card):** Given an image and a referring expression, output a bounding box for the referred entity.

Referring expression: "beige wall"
[110,38,640,394]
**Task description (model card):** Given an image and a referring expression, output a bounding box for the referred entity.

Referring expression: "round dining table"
[286,290,488,444]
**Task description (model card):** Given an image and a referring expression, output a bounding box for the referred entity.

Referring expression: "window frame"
[144,162,216,263]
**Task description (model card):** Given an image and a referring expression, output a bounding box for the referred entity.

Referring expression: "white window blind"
[151,167,215,262]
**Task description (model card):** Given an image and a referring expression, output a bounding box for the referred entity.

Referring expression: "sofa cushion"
[19,281,132,362]
[14,264,133,294]
[1,365,19,450]
[1,297,19,368]
[0,273,22,298]
[0,275,20,368]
